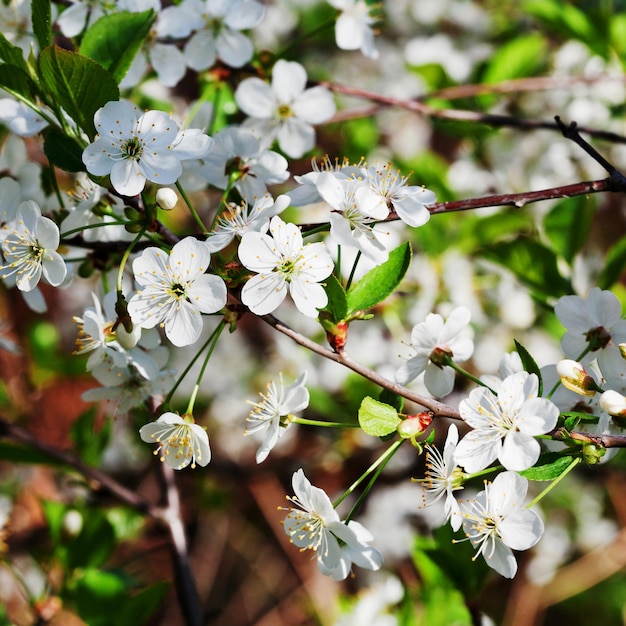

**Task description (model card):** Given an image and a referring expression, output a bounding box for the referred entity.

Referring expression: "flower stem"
[525,456,581,509]
[292,417,360,428]
[333,439,404,515]
[345,250,362,291]
[176,181,208,235]
[116,229,146,293]
[445,357,496,394]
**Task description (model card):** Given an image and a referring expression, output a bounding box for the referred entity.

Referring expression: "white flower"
[56,0,105,37]
[205,194,290,253]
[140,412,210,469]
[357,162,436,228]
[282,469,383,580]
[457,471,544,579]
[327,0,379,59]
[181,0,265,71]
[193,127,289,200]
[416,423,463,530]
[0,99,48,136]
[480,351,524,392]
[82,100,212,197]
[155,187,178,211]
[239,215,333,317]
[0,201,66,292]
[555,287,626,380]
[316,171,391,263]
[0,177,22,224]
[235,60,336,158]
[395,306,474,398]
[599,389,626,417]
[455,372,559,473]
[127,237,227,347]
[246,371,309,463]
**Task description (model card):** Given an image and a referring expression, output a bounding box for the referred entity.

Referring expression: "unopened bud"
[599,390,626,417]
[620,343,626,360]
[156,187,178,211]
[397,412,433,439]
[116,323,141,349]
[556,359,599,396]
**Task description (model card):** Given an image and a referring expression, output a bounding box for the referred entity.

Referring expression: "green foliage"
[520,453,577,480]
[70,408,112,466]
[0,32,30,70]
[322,273,348,322]
[543,197,596,264]
[358,396,401,436]
[79,11,156,84]
[599,234,626,289]
[0,63,39,100]
[43,126,86,171]
[0,442,62,465]
[31,0,52,51]
[346,242,412,315]
[38,45,119,139]
[514,339,543,394]
[479,237,570,302]
[482,33,548,83]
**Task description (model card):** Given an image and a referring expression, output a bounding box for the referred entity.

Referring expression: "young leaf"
[79,10,156,84]
[0,64,38,100]
[358,396,401,437]
[514,339,543,396]
[31,0,52,51]
[346,242,411,315]
[519,453,577,481]
[321,273,348,323]
[39,45,119,138]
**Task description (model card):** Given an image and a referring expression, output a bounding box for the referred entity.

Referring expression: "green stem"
[344,439,405,522]
[176,181,208,235]
[332,439,403,509]
[292,417,360,428]
[526,457,581,509]
[463,464,503,482]
[60,219,129,238]
[335,245,342,280]
[116,229,146,293]
[446,357,496,394]
[345,250,362,291]
[276,18,336,57]
[302,223,330,238]
[185,320,227,415]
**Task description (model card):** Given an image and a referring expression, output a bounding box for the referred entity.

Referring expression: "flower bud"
[156,187,178,211]
[116,323,141,349]
[620,343,626,360]
[556,359,598,396]
[599,390,626,417]
[397,412,433,439]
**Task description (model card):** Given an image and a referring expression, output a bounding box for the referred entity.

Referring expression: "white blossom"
[0,201,66,292]
[395,306,474,398]
[0,99,48,136]
[238,215,333,317]
[455,372,559,473]
[327,0,379,59]
[140,412,210,469]
[282,469,382,580]
[82,100,212,197]
[127,237,227,347]
[246,371,309,463]
[457,471,544,578]
[235,60,336,158]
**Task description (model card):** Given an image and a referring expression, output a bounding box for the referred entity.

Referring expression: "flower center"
[586,326,611,351]
[169,282,187,300]
[277,104,294,120]
[122,136,144,161]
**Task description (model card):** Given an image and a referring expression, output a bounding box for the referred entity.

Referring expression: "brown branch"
[322,81,626,144]
[256,308,461,419]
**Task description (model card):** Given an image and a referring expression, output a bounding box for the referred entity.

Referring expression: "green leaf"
[514,339,543,396]
[39,45,119,138]
[358,396,401,437]
[479,237,570,301]
[379,388,404,414]
[483,33,547,83]
[74,568,128,626]
[322,273,348,323]
[67,510,116,569]
[79,10,156,84]
[599,235,626,289]
[32,0,52,51]
[70,408,111,465]
[117,582,169,626]
[520,453,577,481]
[0,441,62,466]
[347,242,411,315]
[42,499,68,545]
[0,64,38,100]
[0,33,30,71]
[43,126,86,172]
[543,196,595,263]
